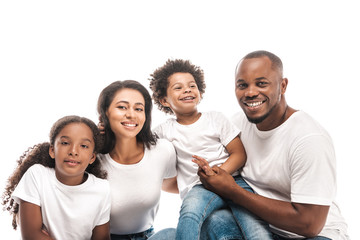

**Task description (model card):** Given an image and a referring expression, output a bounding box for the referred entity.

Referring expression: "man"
[199,51,349,239]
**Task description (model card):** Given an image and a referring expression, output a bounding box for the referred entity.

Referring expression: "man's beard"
[245,103,276,124]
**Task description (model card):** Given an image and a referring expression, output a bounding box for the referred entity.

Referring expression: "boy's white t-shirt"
[154,111,240,199]
[12,164,111,240]
[98,138,177,235]
[233,110,349,239]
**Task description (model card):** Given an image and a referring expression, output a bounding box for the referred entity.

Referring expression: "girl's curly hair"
[1,115,107,230]
[149,59,206,114]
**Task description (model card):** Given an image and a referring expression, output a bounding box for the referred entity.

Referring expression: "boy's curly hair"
[149,59,206,114]
[1,115,107,230]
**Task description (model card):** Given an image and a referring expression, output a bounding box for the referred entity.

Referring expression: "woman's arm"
[219,136,247,174]
[19,200,54,240]
[162,176,179,193]
[91,221,110,240]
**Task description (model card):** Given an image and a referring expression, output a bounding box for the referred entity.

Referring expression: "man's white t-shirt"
[233,110,349,239]
[154,111,240,199]
[12,164,111,240]
[98,138,177,235]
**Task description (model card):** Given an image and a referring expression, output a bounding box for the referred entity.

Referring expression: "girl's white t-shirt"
[12,164,111,240]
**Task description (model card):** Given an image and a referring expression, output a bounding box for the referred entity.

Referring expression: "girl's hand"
[192,155,215,176]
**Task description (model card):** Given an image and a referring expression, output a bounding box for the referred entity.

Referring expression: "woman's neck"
[110,137,144,164]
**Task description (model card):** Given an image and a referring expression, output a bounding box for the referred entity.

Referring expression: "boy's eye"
[61,141,69,145]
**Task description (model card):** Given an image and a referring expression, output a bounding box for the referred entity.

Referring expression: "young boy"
[149,59,272,240]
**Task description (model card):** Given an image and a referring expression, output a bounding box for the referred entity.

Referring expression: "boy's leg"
[200,208,244,240]
[229,175,273,239]
[176,184,226,240]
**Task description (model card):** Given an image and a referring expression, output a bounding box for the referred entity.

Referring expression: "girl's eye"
[61,141,69,145]
[81,144,89,149]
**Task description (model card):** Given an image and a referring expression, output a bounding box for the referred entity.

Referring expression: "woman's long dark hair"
[2,115,107,230]
[97,80,157,153]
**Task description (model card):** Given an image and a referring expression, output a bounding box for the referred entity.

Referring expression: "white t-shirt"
[12,164,111,240]
[233,110,349,239]
[98,138,177,235]
[154,111,240,199]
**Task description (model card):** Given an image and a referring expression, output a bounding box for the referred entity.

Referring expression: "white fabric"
[233,110,349,239]
[154,111,240,199]
[98,138,177,235]
[12,164,111,240]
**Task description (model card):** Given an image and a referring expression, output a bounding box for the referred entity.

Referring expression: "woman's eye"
[135,108,144,112]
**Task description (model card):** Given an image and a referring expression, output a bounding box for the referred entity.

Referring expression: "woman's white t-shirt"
[98,138,177,235]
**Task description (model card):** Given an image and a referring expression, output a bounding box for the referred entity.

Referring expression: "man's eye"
[236,83,247,89]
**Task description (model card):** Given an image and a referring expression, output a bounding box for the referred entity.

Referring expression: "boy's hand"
[192,155,215,176]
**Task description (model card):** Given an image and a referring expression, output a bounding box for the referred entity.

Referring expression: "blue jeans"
[148,228,176,240]
[176,175,272,240]
[111,227,154,240]
[200,209,331,240]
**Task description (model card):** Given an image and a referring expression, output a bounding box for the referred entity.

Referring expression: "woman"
[97,80,177,240]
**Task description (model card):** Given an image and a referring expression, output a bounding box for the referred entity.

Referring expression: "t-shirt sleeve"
[12,165,42,206]
[290,134,336,205]
[213,112,241,146]
[96,181,111,226]
[161,139,177,179]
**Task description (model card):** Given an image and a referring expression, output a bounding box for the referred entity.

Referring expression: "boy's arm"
[91,222,110,240]
[220,136,247,174]
[19,200,54,240]
[162,176,179,193]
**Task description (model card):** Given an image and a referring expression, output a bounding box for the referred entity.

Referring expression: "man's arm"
[198,167,329,238]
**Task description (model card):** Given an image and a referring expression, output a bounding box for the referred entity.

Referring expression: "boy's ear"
[159,97,170,107]
[49,145,55,159]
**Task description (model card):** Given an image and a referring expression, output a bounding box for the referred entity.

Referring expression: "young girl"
[97,80,177,240]
[149,59,272,240]
[2,115,111,240]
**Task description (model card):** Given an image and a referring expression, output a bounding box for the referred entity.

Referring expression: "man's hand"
[198,165,239,200]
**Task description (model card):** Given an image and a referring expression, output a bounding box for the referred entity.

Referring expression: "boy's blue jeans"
[175,175,273,240]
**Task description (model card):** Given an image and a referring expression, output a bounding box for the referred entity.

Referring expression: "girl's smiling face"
[49,122,96,186]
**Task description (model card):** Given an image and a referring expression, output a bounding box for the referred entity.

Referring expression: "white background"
[1,0,358,238]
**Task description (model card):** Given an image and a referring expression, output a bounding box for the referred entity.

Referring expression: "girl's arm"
[162,176,179,193]
[19,200,54,240]
[91,221,110,240]
[219,136,246,174]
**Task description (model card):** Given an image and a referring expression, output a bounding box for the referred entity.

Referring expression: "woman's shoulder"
[148,138,176,158]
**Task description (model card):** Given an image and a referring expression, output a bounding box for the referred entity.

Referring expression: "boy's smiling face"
[160,72,201,116]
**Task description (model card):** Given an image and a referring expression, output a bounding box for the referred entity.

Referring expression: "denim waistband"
[111,226,154,239]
